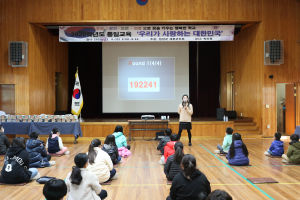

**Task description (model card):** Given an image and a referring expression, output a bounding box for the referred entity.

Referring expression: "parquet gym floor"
[0,136,299,200]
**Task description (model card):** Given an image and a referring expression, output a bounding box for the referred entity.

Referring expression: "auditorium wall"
[220,0,300,136]
[1,0,298,137]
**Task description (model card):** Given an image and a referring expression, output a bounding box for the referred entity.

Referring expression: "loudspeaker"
[216,108,226,120]
[226,111,237,119]
[8,41,27,67]
[269,75,273,78]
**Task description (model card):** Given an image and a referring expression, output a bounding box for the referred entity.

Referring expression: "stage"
[80,117,261,138]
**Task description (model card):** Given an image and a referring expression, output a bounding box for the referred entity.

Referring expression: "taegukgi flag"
[71,68,83,116]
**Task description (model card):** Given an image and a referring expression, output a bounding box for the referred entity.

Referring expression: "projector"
[141,115,155,120]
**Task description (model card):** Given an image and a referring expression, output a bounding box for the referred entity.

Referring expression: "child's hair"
[70,153,88,185]
[0,125,3,130]
[206,189,232,200]
[274,132,281,140]
[104,134,117,146]
[165,128,172,136]
[43,178,67,200]
[88,139,101,164]
[170,134,178,141]
[181,154,196,180]
[114,125,123,133]
[290,134,299,141]
[11,137,26,150]
[229,133,248,159]
[29,131,39,139]
[174,142,184,163]
[226,127,233,135]
[49,127,59,139]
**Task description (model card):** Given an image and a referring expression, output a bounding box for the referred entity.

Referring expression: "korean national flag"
[71,68,83,116]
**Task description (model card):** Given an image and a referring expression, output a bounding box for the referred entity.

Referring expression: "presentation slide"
[118,57,175,100]
[102,42,189,113]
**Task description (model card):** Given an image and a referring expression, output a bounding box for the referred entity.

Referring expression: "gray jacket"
[157,136,170,154]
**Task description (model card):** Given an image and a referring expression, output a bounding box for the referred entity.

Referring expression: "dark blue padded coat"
[26,139,50,168]
[226,140,249,166]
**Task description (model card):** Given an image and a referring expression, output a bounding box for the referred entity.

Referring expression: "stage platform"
[80,117,261,138]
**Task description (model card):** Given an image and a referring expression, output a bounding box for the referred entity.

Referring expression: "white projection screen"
[102,42,189,113]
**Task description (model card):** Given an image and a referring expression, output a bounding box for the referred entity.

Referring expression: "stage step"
[233,120,261,135]
[234,122,257,126]
[233,128,261,135]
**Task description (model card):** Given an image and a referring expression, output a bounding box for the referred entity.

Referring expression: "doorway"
[0,84,15,115]
[276,83,296,135]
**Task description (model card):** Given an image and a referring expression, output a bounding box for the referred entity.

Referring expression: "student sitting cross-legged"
[157,128,172,155]
[46,128,69,155]
[102,134,122,165]
[214,127,233,154]
[206,189,232,200]
[226,133,249,166]
[65,153,107,200]
[26,131,56,168]
[159,134,179,165]
[43,178,67,200]
[86,139,118,183]
[167,154,211,200]
[264,132,284,157]
[282,134,300,164]
[0,125,10,155]
[164,142,184,181]
[0,137,40,184]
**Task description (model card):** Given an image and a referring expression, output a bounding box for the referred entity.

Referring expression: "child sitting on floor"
[157,128,172,155]
[164,142,184,181]
[0,137,40,184]
[43,178,67,200]
[113,125,130,150]
[167,154,211,200]
[206,189,232,200]
[264,132,284,157]
[86,139,118,183]
[282,134,300,164]
[214,127,233,154]
[159,134,179,165]
[226,133,249,166]
[46,127,69,155]
[66,153,107,200]
[0,125,10,155]
[102,134,121,165]
[26,131,56,167]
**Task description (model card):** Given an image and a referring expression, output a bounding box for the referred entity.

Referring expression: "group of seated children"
[0,125,131,200]
[0,127,70,184]
[157,129,232,200]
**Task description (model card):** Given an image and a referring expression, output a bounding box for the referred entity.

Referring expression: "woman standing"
[178,94,193,146]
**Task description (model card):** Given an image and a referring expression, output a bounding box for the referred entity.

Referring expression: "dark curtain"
[197,41,221,117]
[68,42,220,118]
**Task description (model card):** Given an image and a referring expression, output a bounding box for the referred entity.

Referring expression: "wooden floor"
[0,136,299,200]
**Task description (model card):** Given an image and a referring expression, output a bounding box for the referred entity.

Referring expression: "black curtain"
[197,41,221,117]
[68,42,220,118]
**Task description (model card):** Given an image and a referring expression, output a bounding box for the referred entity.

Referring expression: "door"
[285,84,296,135]
[226,72,234,111]
[0,84,15,115]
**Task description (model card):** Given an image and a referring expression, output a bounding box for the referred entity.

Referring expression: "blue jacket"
[26,139,51,168]
[112,132,127,148]
[269,140,284,156]
[226,140,249,166]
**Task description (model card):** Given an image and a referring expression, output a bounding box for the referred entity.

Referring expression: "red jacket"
[164,141,178,163]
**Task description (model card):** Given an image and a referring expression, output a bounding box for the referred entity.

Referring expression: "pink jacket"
[118,147,132,158]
